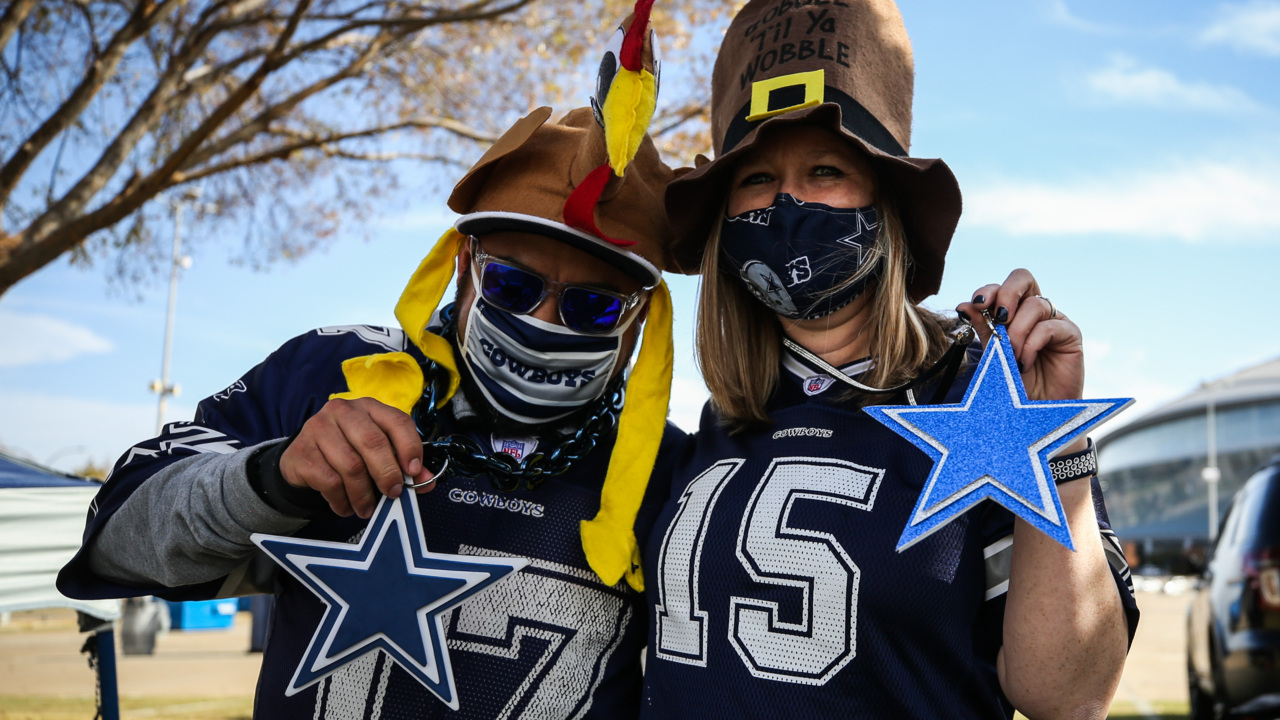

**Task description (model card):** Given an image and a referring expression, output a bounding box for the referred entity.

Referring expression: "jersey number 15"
[653,457,884,685]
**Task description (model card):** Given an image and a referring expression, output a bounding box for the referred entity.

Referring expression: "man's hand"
[280,397,436,518]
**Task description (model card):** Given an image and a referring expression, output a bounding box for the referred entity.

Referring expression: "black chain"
[410,305,623,492]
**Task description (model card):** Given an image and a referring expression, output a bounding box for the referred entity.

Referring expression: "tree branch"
[23,0,315,244]
[173,117,489,183]
[179,30,394,171]
[272,116,499,145]
[652,100,705,138]
[0,0,183,209]
[1,0,261,275]
[0,0,39,54]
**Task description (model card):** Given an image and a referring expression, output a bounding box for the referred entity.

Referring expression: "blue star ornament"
[865,325,1132,552]
[251,489,527,710]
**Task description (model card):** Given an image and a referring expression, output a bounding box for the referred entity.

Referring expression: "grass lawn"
[0,696,252,720]
[1012,699,1192,720]
[1105,699,1191,719]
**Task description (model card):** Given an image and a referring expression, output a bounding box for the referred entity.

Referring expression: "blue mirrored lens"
[481,262,543,314]
[561,288,624,334]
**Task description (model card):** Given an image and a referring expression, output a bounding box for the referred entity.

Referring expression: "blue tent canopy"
[0,451,102,489]
[0,450,122,719]
[0,450,118,620]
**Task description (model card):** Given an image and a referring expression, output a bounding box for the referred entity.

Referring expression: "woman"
[639,1,1137,718]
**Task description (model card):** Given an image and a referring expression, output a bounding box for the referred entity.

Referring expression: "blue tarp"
[0,451,118,620]
[0,451,101,489]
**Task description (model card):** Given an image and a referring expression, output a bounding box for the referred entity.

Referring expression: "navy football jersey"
[58,325,688,720]
[640,348,1137,719]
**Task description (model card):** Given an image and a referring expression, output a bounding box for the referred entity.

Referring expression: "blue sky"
[2,0,1279,473]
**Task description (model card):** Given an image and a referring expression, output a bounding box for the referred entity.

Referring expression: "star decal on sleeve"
[251,489,527,710]
[865,325,1132,552]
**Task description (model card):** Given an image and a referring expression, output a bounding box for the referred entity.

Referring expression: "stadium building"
[1096,357,1280,570]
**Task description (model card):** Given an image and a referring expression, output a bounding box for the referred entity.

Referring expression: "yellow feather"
[330,229,465,415]
[394,229,465,407]
[601,69,657,177]
[331,352,424,414]
[580,281,672,590]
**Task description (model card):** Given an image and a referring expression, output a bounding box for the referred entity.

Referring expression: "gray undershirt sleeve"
[86,441,310,589]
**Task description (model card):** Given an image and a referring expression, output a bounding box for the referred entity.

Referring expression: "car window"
[1243,465,1280,548]
[1229,484,1252,549]
[1211,497,1239,564]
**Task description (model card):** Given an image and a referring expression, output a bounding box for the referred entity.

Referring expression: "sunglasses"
[469,238,649,335]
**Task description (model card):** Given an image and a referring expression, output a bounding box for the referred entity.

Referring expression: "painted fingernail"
[995,307,1009,324]
[973,295,985,304]
[957,310,971,322]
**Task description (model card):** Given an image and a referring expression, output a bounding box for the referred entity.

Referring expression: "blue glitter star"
[865,325,1132,552]
[252,489,527,709]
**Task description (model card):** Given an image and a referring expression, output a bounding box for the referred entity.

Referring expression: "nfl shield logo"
[491,435,538,461]
[804,375,836,396]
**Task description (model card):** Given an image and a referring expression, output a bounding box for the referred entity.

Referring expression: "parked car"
[1187,456,1280,719]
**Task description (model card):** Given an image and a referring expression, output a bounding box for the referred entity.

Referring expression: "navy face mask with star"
[719,193,882,320]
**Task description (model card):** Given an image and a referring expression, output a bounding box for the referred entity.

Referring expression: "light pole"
[149,189,199,434]
[1202,398,1221,542]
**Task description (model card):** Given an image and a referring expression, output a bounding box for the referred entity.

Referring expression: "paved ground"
[0,608,261,699]
[1117,589,1191,712]
[0,589,1191,713]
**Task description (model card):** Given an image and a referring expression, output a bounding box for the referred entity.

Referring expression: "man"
[57,106,687,719]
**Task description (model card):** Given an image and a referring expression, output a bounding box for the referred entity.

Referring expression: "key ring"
[403,455,449,489]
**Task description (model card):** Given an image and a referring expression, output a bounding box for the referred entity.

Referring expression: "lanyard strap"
[782,323,975,401]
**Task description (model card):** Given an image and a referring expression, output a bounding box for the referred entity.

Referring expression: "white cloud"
[377,208,459,233]
[965,160,1280,241]
[1046,0,1117,34]
[1202,1,1280,56]
[1085,55,1262,113]
[0,311,114,368]
[0,391,195,473]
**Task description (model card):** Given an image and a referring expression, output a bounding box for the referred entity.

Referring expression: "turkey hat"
[450,107,672,286]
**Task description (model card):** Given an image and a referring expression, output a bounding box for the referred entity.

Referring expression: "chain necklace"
[410,304,624,492]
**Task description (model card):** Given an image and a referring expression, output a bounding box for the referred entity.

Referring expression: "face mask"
[460,291,629,425]
[719,194,881,320]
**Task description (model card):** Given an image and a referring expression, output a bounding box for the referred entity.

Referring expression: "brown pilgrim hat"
[450,106,673,286]
[666,0,962,301]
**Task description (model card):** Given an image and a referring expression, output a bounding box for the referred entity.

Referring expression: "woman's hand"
[955,268,1084,402]
[959,271,1128,716]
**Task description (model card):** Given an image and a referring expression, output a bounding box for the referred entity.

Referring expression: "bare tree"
[0,0,736,298]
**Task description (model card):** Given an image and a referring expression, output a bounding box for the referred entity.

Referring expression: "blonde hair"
[695,195,954,431]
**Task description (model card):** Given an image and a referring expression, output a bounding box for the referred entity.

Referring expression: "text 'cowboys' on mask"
[719,193,881,320]
[461,291,629,425]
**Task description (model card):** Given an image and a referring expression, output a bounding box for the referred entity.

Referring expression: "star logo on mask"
[741,260,799,317]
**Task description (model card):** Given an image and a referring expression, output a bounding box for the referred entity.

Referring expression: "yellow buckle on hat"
[746,69,825,123]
